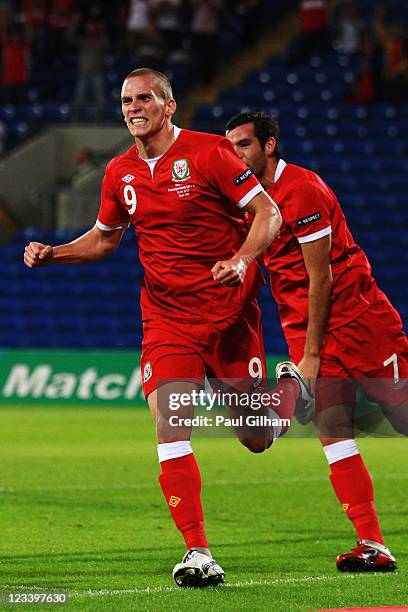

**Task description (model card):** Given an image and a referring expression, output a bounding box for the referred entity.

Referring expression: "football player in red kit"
[226,111,408,573]
[24,70,315,587]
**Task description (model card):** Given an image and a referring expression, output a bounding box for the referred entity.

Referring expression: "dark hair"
[124,68,173,100]
[225,111,281,159]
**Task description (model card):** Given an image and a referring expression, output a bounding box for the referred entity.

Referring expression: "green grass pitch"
[0,406,407,611]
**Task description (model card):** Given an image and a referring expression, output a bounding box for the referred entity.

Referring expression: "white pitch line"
[0,574,387,600]
[0,574,385,599]
[0,472,407,494]
[70,573,388,598]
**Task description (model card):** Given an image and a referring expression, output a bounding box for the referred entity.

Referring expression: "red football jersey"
[97,127,265,323]
[262,160,378,341]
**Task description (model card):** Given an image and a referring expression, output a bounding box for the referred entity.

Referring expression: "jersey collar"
[173,125,182,140]
[135,124,182,161]
[274,159,286,183]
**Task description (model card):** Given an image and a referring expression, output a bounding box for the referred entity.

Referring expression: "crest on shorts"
[172,158,190,182]
[143,361,152,383]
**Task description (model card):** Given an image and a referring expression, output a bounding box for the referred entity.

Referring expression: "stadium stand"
[0,0,295,152]
[1,0,407,354]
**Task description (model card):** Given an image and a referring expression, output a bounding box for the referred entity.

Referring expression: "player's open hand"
[24,242,54,268]
[211,256,249,286]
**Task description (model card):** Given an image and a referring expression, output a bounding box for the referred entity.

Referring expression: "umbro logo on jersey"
[122,174,135,183]
[296,211,321,226]
[234,168,252,186]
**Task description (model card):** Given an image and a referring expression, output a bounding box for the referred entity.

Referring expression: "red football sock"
[329,454,384,544]
[271,379,299,421]
[159,453,208,550]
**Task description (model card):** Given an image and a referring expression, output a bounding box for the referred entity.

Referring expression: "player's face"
[121,75,176,141]
[226,123,267,177]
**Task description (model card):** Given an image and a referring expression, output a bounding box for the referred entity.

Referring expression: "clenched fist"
[211,255,249,287]
[24,242,54,268]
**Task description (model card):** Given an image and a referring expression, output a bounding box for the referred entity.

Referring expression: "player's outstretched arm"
[212,191,281,286]
[24,225,124,268]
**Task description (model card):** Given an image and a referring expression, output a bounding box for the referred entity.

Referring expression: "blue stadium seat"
[388,176,408,192]
[325,175,357,192]
[356,175,390,192]
[364,194,398,209]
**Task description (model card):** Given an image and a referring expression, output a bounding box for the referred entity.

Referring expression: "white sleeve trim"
[96,219,129,231]
[297,225,332,243]
[238,184,264,208]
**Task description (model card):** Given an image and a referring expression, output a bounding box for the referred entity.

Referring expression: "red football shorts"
[288,290,408,411]
[140,300,266,398]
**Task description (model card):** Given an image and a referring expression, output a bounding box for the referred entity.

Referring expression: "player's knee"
[239,436,268,453]
[385,412,408,436]
[393,422,408,436]
[382,401,408,436]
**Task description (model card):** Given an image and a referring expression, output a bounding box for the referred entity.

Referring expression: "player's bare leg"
[379,399,408,436]
[148,382,225,587]
[359,375,408,436]
[317,403,396,572]
[222,388,277,452]
[227,361,314,453]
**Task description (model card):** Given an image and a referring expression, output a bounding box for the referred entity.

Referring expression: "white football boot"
[275,361,315,425]
[173,549,225,587]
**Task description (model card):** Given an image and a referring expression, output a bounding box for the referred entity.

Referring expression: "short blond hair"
[124,68,173,101]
